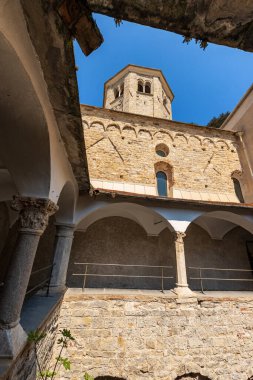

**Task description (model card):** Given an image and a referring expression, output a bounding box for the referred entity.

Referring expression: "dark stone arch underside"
[175,373,212,380]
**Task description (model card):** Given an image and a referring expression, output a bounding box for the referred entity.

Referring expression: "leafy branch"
[28,328,94,379]
[114,18,123,27]
[28,329,93,380]
[183,35,208,50]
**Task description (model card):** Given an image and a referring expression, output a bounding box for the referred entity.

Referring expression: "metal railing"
[188,266,253,293]
[73,262,174,292]
[26,264,54,297]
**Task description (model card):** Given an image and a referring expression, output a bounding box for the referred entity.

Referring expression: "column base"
[48,284,67,294]
[172,285,195,298]
[0,323,27,359]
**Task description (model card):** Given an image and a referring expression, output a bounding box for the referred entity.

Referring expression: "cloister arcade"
[1,1,253,378]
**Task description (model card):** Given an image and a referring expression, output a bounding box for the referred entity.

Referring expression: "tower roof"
[103,64,174,106]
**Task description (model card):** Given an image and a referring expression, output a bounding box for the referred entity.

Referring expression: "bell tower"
[103,64,174,120]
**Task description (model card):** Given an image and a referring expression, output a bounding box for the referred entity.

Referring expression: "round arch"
[187,210,253,239]
[0,31,51,198]
[55,180,78,225]
[75,202,175,236]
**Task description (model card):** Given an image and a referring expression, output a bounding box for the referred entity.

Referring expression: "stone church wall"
[54,292,253,380]
[81,106,243,202]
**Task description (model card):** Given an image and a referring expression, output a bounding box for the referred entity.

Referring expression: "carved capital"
[173,231,186,243]
[11,197,58,234]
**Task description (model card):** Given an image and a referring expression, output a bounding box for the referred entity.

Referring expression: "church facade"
[66,65,253,293]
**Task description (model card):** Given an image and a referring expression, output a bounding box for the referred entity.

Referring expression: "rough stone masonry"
[54,292,253,380]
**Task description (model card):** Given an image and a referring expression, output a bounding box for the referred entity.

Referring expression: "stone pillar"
[0,197,58,359]
[173,231,193,297]
[49,224,75,293]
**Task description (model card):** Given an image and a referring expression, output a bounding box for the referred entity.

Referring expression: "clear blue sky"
[74,14,253,126]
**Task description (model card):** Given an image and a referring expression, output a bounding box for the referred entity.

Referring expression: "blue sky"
[74,14,253,126]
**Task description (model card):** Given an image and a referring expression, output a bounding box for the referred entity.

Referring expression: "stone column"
[0,196,58,359]
[173,231,193,297]
[49,224,75,294]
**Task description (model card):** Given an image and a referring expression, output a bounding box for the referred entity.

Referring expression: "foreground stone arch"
[175,373,212,380]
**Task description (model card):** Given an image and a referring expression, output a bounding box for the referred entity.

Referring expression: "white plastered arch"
[188,210,253,239]
[75,202,175,236]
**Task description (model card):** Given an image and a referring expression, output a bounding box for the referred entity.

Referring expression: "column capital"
[173,231,186,243]
[11,196,58,234]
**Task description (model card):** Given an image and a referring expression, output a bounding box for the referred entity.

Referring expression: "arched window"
[137,80,143,92]
[232,178,244,203]
[145,82,151,94]
[114,88,119,99]
[156,171,168,197]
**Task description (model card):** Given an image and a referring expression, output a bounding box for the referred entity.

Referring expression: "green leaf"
[84,373,94,380]
[37,370,56,378]
[60,329,75,340]
[57,356,71,370]
[28,330,46,344]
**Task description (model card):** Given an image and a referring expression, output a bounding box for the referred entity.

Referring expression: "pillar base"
[49,284,67,294]
[0,323,27,359]
[172,285,195,298]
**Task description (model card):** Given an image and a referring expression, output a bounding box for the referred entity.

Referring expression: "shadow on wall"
[175,374,212,380]
[67,216,176,290]
[185,224,253,291]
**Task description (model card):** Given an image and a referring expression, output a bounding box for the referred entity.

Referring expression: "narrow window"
[114,88,119,99]
[120,83,124,96]
[232,178,244,203]
[145,82,151,94]
[138,80,143,92]
[156,171,168,197]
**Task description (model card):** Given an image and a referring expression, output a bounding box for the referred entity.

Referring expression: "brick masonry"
[54,292,253,380]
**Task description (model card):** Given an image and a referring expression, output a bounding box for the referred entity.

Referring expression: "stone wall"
[67,217,176,290]
[81,106,243,202]
[54,291,253,380]
[185,225,253,291]
[4,299,61,380]
[68,217,253,291]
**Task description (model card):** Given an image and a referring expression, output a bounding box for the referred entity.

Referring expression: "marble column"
[0,196,58,359]
[173,231,193,297]
[49,224,75,293]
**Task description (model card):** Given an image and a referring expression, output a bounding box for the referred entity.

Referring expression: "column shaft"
[50,225,74,293]
[0,197,58,359]
[0,231,41,327]
[173,231,193,297]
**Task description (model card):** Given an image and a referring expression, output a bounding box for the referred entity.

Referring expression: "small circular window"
[155,143,169,157]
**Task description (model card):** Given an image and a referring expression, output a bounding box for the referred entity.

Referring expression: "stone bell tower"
[103,64,174,120]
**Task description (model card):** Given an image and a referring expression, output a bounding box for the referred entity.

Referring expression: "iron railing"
[188,266,253,293]
[26,264,54,297]
[73,262,174,292]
